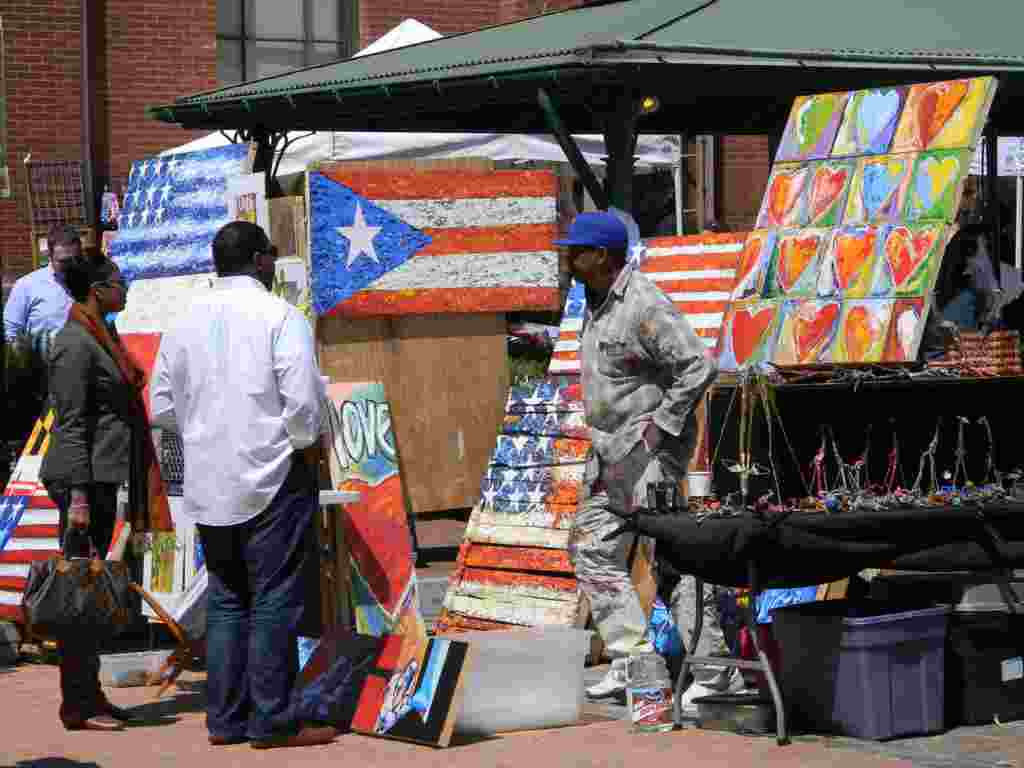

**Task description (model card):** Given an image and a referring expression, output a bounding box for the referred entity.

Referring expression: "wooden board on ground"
[319,312,507,514]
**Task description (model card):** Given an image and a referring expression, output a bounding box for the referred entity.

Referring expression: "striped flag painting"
[110,143,252,284]
[0,414,62,623]
[548,232,748,375]
[309,168,560,317]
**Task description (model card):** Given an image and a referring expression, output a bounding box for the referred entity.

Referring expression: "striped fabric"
[0,412,61,623]
[548,232,748,376]
[309,168,561,317]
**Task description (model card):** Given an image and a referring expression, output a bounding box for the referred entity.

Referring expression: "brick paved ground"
[1,663,1019,768]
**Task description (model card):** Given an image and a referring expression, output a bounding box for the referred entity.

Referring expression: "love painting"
[775,91,849,162]
[819,226,882,299]
[876,223,947,296]
[844,155,913,225]
[904,149,971,223]
[756,165,810,229]
[731,230,775,300]
[832,87,906,157]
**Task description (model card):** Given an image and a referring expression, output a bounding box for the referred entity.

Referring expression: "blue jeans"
[196,458,317,741]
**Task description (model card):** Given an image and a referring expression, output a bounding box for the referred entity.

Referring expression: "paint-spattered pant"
[568,440,729,682]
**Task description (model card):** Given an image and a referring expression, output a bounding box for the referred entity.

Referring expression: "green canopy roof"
[151,0,1024,135]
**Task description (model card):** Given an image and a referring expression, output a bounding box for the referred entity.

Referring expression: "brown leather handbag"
[21,557,137,641]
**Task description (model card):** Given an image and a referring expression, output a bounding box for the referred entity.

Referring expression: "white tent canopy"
[162,19,680,173]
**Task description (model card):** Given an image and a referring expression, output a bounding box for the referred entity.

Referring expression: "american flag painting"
[0,413,61,623]
[309,168,560,317]
[110,143,251,284]
[547,232,748,375]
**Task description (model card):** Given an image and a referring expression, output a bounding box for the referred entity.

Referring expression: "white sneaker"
[586,658,628,700]
[679,667,745,717]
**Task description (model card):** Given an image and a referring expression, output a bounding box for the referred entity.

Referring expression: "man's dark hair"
[48,224,81,250]
[64,252,117,303]
[212,221,270,276]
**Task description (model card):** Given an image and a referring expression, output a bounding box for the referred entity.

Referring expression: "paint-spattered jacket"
[580,262,718,471]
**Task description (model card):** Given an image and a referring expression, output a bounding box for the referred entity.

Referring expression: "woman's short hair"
[64,252,118,303]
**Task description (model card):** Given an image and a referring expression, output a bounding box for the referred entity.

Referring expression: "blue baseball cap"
[554,211,629,250]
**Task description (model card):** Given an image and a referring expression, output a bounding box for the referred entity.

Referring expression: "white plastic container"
[99,650,172,688]
[454,627,592,735]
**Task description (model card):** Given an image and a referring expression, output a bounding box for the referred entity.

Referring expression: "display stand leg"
[673,563,789,746]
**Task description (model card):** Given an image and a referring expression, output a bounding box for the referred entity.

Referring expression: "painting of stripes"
[325,381,426,648]
[717,77,996,369]
[0,411,60,623]
[548,233,747,375]
[308,167,559,317]
[109,143,252,283]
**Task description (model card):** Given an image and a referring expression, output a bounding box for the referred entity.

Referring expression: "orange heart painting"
[731,305,776,364]
[778,235,819,292]
[843,304,884,361]
[760,168,806,227]
[809,165,849,224]
[733,233,769,299]
[916,81,968,149]
[792,302,839,362]
[834,229,877,291]
[885,227,938,288]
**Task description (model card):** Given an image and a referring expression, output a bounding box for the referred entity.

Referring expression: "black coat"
[40,319,137,488]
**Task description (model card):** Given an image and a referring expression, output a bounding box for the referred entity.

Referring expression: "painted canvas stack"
[717,77,998,370]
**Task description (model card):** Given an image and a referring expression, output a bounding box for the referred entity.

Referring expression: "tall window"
[217,0,356,85]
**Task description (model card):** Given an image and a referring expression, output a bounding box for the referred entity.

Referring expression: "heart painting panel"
[882,298,927,363]
[832,87,906,157]
[878,223,947,296]
[830,299,893,363]
[806,160,855,228]
[772,299,841,365]
[776,92,850,162]
[764,228,828,298]
[756,165,810,229]
[904,149,970,223]
[891,77,996,153]
[716,299,780,371]
[731,230,775,300]
[844,155,913,225]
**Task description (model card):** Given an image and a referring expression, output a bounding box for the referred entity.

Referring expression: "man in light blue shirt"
[3,224,77,343]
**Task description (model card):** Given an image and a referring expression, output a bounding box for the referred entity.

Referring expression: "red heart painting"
[835,230,877,290]
[793,302,839,362]
[844,305,880,361]
[810,166,848,222]
[767,170,804,225]
[916,81,968,148]
[885,227,937,287]
[777,235,819,292]
[731,305,776,364]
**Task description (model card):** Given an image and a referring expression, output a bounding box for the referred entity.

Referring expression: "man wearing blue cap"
[556,211,734,707]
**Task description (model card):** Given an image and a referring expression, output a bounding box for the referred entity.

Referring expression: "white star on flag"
[338,203,382,267]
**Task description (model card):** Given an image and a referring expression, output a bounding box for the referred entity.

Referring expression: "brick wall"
[0,1,85,276]
[103,0,217,187]
[0,0,216,278]
[718,135,771,233]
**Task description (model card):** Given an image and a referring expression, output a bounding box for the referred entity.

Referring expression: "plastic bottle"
[625,653,674,733]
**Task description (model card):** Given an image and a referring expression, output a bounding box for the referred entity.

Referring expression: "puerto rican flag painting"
[308,168,560,317]
[0,420,61,623]
[548,232,748,375]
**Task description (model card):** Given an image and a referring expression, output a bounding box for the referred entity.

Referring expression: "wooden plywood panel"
[319,312,508,514]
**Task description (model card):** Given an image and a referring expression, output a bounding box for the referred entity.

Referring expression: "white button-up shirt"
[150,275,325,526]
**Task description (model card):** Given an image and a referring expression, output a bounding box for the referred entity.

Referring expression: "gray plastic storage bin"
[772,601,949,740]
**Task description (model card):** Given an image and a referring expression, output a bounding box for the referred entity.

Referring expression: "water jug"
[625,653,674,733]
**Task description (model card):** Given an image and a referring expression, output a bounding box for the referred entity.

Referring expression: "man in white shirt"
[150,221,332,749]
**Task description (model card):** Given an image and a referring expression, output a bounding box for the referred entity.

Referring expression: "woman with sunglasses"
[39,252,171,730]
